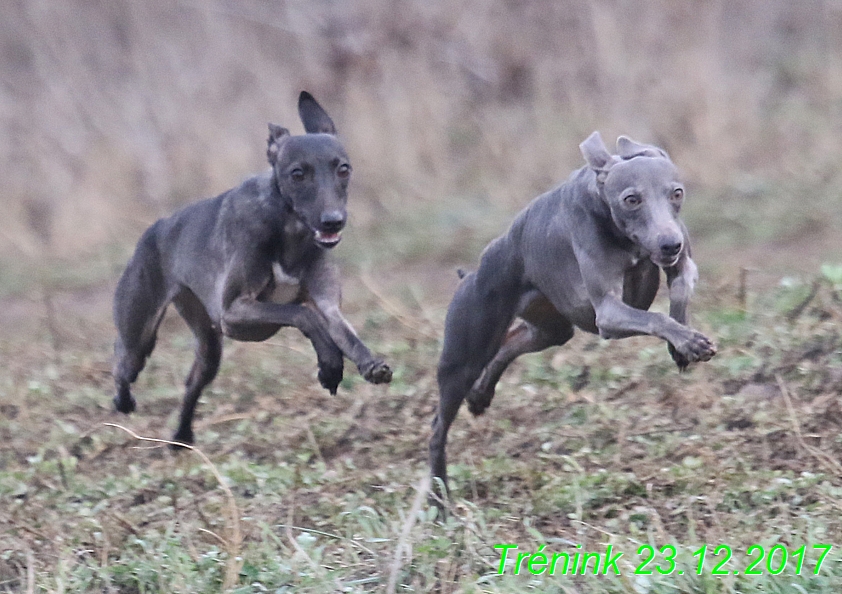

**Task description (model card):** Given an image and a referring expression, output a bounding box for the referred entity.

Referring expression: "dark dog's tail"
[113,221,169,345]
[112,221,173,415]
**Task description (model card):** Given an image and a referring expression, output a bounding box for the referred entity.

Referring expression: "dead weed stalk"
[102,423,243,591]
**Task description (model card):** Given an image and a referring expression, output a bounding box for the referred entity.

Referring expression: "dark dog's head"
[580,132,686,268]
[267,92,350,249]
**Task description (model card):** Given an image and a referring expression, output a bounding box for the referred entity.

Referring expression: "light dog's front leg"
[574,246,715,365]
[307,261,392,384]
[666,227,698,326]
[594,295,715,364]
[665,250,700,368]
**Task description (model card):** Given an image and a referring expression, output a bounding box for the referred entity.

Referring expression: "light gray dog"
[113,92,392,445]
[430,132,716,493]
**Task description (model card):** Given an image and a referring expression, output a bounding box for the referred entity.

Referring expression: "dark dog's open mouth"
[315,230,342,248]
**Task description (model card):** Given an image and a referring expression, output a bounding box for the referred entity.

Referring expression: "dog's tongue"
[315,230,342,247]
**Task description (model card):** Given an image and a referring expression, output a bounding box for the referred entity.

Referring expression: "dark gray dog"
[113,92,392,445]
[430,132,716,492]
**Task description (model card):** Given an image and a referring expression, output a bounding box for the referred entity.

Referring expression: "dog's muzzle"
[315,211,345,248]
[653,238,682,267]
[314,229,342,248]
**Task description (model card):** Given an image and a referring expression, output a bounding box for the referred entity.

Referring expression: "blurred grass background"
[3,0,842,296]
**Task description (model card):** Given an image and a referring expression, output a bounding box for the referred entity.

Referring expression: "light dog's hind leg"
[466,316,574,416]
[430,255,522,497]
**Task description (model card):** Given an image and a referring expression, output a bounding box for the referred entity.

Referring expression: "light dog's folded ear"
[298,91,337,135]
[267,123,290,163]
[616,136,669,160]
[580,131,616,183]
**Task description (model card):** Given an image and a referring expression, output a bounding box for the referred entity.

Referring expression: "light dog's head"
[580,132,686,268]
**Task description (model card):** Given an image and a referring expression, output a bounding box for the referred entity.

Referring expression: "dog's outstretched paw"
[672,331,717,367]
[362,359,392,384]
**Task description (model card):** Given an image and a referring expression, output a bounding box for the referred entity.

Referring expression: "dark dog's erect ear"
[616,136,669,160]
[580,131,616,183]
[298,91,337,135]
[267,123,290,163]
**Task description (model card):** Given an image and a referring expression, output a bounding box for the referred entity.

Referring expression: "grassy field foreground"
[2,264,842,593]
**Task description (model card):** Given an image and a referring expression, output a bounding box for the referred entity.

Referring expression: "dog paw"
[361,359,392,384]
[170,428,194,450]
[316,342,344,394]
[113,389,136,414]
[673,331,717,365]
[466,386,494,416]
[318,360,344,395]
[466,399,488,416]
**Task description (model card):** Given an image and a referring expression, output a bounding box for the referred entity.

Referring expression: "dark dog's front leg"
[222,298,344,394]
[317,302,392,384]
[308,262,391,384]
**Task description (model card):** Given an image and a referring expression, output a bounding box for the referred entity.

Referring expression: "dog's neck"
[270,170,296,216]
[265,172,319,271]
[269,170,310,233]
[278,214,319,273]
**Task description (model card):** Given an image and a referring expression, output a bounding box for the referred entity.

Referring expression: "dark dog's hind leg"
[171,290,222,446]
[112,228,170,414]
[466,317,574,415]
[430,259,521,498]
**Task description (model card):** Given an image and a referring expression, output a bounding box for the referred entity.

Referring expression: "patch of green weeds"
[6,266,842,592]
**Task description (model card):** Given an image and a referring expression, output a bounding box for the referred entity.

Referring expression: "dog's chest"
[268,262,302,304]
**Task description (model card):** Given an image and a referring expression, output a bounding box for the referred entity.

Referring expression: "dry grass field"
[4,1,842,592]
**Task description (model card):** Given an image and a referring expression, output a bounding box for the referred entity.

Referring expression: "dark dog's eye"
[623,193,642,207]
[337,164,351,178]
[671,188,684,202]
[291,168,305,182]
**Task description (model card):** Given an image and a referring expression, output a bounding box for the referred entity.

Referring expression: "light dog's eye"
[337,163,351,178]
[623,193,642,207]
[290,168,305,182]
[671,188,684,202]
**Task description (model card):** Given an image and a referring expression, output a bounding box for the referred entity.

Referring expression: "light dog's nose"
[659,239,682,259]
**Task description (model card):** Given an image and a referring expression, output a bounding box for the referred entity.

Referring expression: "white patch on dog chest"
[269,262,301,304]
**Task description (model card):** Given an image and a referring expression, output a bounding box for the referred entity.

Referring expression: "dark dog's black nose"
[320,211,346,233]
[660,240,683,258]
